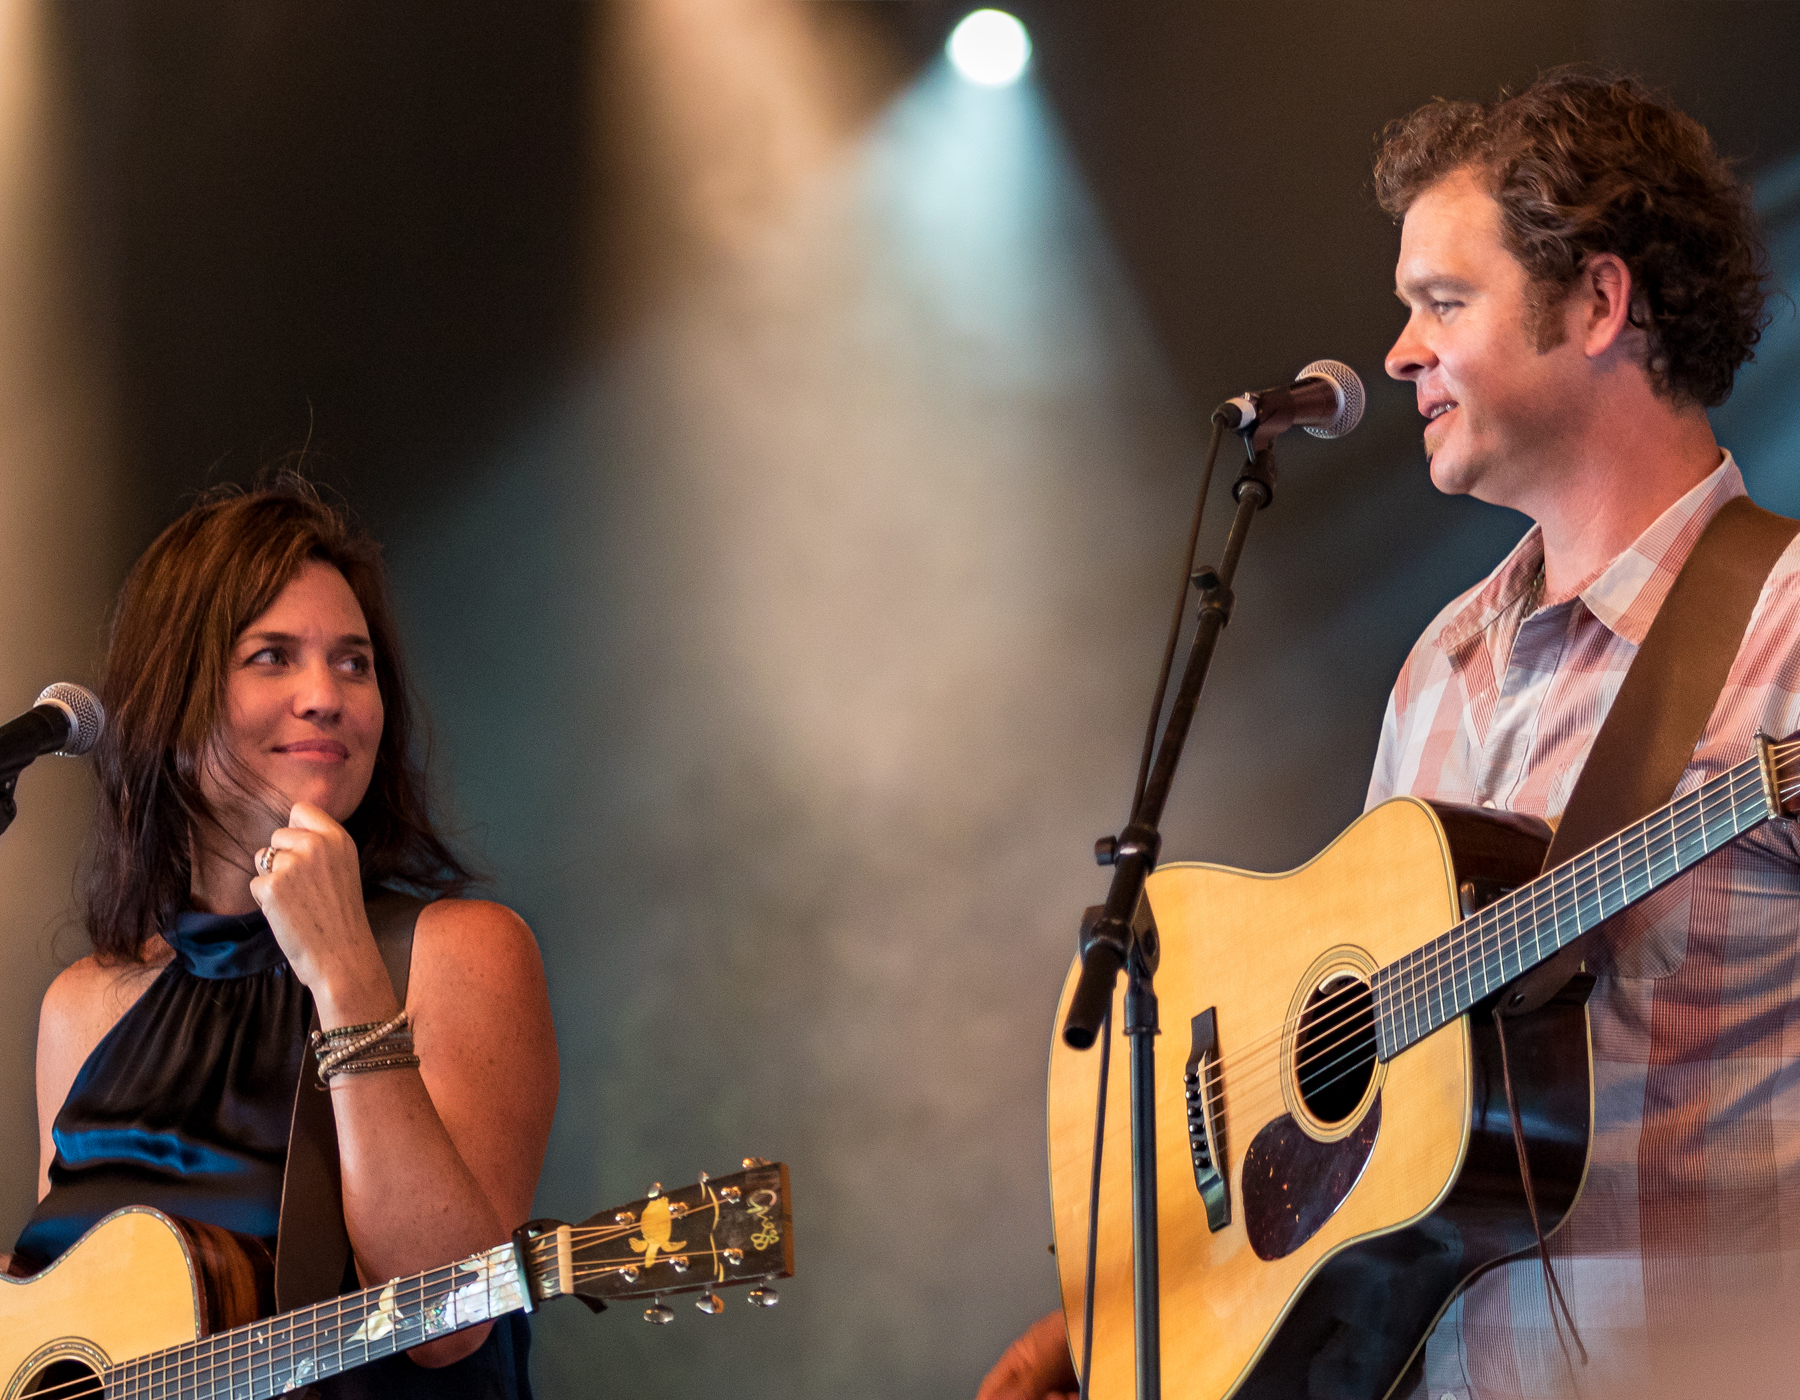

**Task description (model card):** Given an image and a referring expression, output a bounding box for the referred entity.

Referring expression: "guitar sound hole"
[1295,973,1378,1124]
[23,1360,102,1398]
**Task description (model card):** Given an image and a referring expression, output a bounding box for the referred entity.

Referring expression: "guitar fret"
[1377,752,1777,1059]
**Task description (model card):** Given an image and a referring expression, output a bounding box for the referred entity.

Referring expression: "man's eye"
[248,647,284,665]
[338,653,373,675]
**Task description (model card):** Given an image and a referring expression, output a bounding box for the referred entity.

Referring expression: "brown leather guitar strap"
[274,890,427,1311]
[1502,492,1800,1017]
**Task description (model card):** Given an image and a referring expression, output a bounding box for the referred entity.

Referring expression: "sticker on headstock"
[628,1197,689,1267]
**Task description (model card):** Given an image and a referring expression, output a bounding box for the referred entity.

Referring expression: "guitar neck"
[1373,744,1780,1058]
[88,1162,794,1399]
[102,1242,529,1400]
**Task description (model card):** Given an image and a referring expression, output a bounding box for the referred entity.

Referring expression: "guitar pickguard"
[1241,1095,1381,1261]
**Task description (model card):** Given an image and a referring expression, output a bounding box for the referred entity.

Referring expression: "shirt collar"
[164,907,289,979]
[1434,452,1743,653]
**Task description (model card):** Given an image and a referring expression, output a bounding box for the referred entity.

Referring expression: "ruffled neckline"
[163,908,289,980]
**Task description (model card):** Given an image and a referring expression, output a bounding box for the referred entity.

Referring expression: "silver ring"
[255,846,275,876]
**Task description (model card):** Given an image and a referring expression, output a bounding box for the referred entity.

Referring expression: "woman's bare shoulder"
[406,898,556,1099]
[413,898,541,965]
[38,940,174,1102]
[42,942,172,1038]
[409,899,548,1013]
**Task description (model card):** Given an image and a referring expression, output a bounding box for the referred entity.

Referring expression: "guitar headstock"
[516,1160,793,1319]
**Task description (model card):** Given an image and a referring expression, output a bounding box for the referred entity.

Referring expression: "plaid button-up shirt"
[1373,455,1800,1399]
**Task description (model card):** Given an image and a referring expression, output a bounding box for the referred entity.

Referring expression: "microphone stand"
[1062,428,1280,1400]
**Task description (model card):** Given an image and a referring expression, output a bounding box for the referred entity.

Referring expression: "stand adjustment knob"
[1094,835,1119,866]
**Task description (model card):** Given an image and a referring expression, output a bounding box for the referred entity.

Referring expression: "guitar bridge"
[1185,1007,1230,1232]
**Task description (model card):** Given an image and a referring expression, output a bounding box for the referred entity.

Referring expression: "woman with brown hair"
[10,478,558,1397]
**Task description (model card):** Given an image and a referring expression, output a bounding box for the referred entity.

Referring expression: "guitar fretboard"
[1371,749,1777,1059]
[101,1241,527,1400]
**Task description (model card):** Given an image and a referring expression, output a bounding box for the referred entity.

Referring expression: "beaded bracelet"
[315,1019,388,1044]
[311,1010,415,1085]
[328,1053,422,1078]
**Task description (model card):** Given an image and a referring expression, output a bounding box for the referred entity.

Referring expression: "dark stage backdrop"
[0,4,1794,1398]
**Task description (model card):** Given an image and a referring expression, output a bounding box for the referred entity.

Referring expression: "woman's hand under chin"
[250,801,397,1029]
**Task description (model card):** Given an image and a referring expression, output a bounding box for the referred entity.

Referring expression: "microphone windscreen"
[1297,359,1366,440]
[36,682,105,756]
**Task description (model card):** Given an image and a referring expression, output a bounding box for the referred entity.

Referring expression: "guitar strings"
[51,1204,763,1389]
[1199,762,1766,1123]
[537,1212,727,1247]
[1170,747,1793,1134]
[1269,762,1768,1107]
[1169,826,1744,1145]
[1204,757,1791,1126]
[1204,756,1763,1090]
[103,1259,471,1400]
[1200,751,1774,1091]
[18,1371,103,1400]
[99,1241,562,1400]
[98,1176,753,1397]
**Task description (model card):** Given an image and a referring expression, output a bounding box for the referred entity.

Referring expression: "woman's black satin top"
[13,908,531,1398]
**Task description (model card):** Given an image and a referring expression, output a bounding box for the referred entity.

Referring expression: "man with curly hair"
[1360,68,1791,1400]
[979,70,1791,1400]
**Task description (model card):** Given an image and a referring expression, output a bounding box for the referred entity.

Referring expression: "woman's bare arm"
[329,897,558,1366]
[255,803,558,1367]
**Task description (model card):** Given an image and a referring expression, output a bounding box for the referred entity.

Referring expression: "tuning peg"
[669,1255,691,1274]
[742,1157,770,1169]
[696,1291,724,1315]
[698,1169,710,1185]
[643,1300,674,1325]
[747,1283,779,1308]
[614,1209,636,1225]
[719,1186,742,1204]
[647,1182,663,1198]
[723,1248,744,1267]
[618,1266,641,1284]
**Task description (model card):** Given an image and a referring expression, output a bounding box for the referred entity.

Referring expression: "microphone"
[0,682,105,775]
[1215,359,1366,440]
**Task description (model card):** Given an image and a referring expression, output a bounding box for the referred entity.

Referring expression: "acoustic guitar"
[1,1159,792,1399]
[1048,732,1800,1399]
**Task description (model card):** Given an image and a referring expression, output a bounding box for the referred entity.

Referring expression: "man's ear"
[1580,253,1636,359]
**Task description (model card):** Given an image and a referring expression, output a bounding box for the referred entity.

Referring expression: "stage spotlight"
[947,9,1030,87]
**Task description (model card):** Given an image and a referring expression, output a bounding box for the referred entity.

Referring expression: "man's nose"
[1385,315,1432,381]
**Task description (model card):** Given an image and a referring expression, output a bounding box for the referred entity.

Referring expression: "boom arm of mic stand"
[1062,440,1276,1050]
